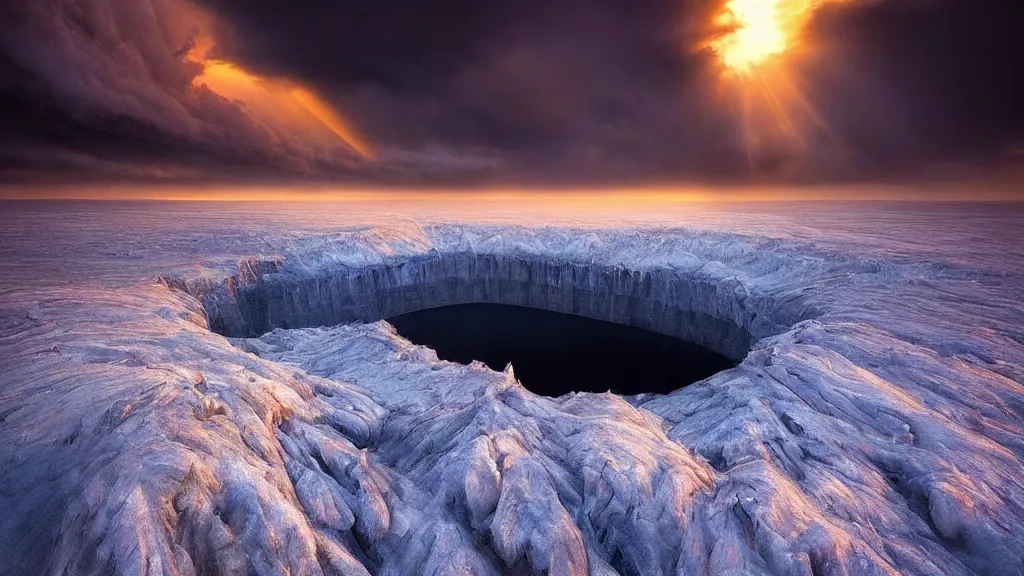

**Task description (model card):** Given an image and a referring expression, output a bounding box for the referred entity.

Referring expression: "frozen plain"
[0,200,1022,576]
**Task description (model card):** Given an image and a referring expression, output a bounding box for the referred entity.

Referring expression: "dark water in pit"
[387,303,737,397]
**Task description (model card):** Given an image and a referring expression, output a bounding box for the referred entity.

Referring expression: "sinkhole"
[189,253,767,396]
[387,303,738,397]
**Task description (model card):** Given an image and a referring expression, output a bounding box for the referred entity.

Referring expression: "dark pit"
[388,303,738,397]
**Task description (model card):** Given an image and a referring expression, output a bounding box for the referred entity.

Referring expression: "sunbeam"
[709,0,855,174]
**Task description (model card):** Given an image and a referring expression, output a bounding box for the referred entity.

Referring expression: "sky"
[1,0,1022,193]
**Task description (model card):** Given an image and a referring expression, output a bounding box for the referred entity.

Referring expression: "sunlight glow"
[707,0,857,173]
[711,0,838,76]
[187,43,373,159]
[712,0,789,74]
[4,185,1001,203]
[290,88,374,159]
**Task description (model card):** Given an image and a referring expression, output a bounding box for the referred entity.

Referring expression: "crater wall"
[190,253,781,361]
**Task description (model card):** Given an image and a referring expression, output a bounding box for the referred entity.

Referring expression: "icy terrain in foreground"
[0,201,1022,575]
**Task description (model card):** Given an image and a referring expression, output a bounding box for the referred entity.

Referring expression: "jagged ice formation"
[0,203,1021,575]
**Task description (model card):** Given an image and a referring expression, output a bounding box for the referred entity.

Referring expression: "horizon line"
[0,183,1022,202]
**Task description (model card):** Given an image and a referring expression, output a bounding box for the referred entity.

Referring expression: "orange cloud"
[188,37,374,160]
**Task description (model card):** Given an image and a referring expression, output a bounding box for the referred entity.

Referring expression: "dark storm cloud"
[194,0,1024,183]
[1,0,1022,185]
[799,0,1024,175]
[0,0,372,183]
[198,0,746,182]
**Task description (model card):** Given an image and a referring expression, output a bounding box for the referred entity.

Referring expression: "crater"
[177,252,776,395]
[388,303,737,396]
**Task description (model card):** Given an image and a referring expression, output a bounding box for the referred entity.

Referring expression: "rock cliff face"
[198,253,767,361]
[1,214,1022,576]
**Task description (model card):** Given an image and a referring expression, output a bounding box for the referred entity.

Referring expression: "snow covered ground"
[0,199,1021,575]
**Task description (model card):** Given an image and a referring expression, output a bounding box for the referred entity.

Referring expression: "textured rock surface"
[0,202,1022,575]
[195,252,762,360]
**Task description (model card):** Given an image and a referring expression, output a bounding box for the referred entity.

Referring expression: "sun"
[706,0,856,173]
[710,0,837,76]
[712,0,789,74]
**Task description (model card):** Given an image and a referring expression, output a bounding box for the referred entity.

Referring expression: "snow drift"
[0,212,1022,576]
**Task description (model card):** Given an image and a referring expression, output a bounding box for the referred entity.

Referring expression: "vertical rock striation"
[196,253,772,361]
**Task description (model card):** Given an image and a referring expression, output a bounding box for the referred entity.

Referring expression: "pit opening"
[388,303,737,396]
[181,252,774,396]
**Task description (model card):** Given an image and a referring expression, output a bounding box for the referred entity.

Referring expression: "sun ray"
[774,73,850,159]
[708,0,858,173]
[756,76,797,143]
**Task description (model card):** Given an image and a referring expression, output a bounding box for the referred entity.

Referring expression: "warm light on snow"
[1,201,1022,574]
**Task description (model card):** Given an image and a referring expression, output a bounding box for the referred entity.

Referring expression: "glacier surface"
[0,201,1022,575]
